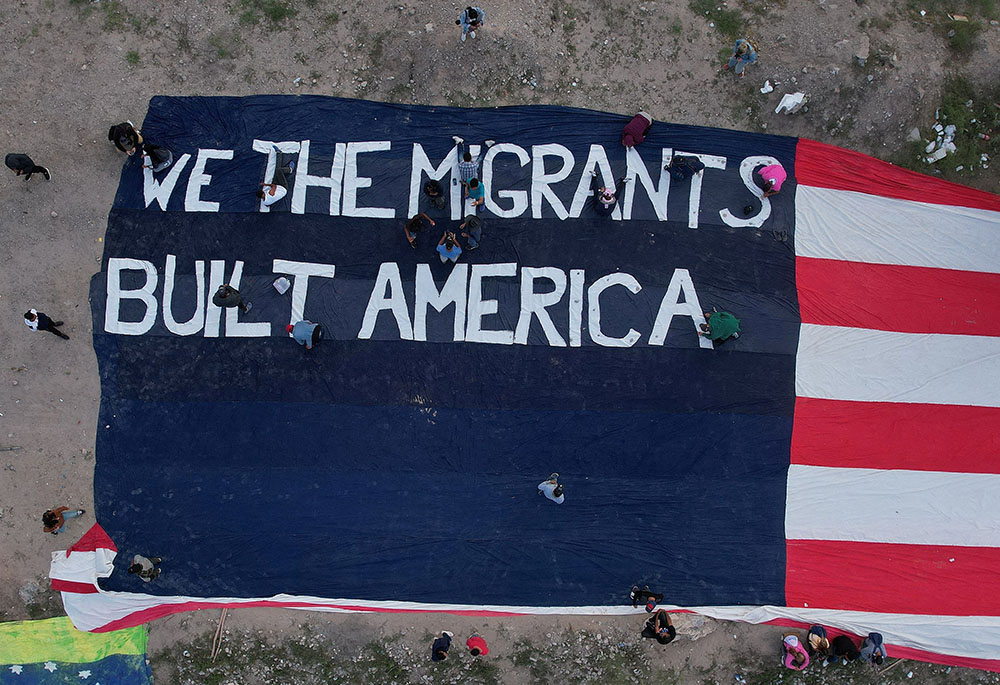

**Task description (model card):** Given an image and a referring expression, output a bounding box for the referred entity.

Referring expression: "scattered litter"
[920,9,926,16]
[907,671,914,678]
[273,277,291,295]
[775,92,807,114]
[949,14,969,21]
[949,557,956,562]
[760,80,773,94]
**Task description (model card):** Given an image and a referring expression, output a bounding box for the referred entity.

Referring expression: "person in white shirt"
[257,181,287,206]
[538,472,565,504]
[257,148,294,208]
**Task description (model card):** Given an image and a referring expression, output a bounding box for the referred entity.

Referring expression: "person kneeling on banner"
[590,171,629,216]
[698,310,740,344]
[665,155,706,183]
[824,635,861,666]
[128,554,163,582]
[622,111,653,148]
[806,625,830,659]
[781,633,809,670]
[859,632,886,667]
[437,231,462,264]
[287,320,322,350]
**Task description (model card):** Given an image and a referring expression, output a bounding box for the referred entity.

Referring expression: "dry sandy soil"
[0,0,998,682]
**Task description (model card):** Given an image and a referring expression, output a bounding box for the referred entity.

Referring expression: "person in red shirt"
[467,633,489,656]
[621,112,653,148]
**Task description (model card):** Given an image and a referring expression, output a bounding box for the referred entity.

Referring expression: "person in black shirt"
[108,121,143,156]
[641,610,677,645]
[5,153,50,181]
[141,143,174,173]
[430,631,453,661]
[404,212,436,248]
[24,309,68,339]
[825,634,861,665]
[212,284,251,314]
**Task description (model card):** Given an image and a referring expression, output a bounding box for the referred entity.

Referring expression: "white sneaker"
[442,631,454,639]
[470,31,476,38]
[452,136,464,144]
[461,33,467,42]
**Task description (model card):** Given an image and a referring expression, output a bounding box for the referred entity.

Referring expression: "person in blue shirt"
[466,177,485,212]
[456,6,484,42]
[437,231,462,264]
[724,38,757,77]
[287,320,321,350]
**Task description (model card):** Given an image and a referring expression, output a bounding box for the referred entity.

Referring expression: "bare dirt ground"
[1,0,998,682]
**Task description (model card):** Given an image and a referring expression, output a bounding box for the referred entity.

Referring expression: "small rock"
[854,34,870,61]
[424,22,434,32]
[50,210,58,218]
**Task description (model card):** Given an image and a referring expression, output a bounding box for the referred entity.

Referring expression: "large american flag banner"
[44,97,1000,669]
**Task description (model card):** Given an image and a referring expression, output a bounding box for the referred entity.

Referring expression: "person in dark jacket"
[5,153,50,180]
[590,171,628,216]
[622,112,653,148]
[141,142,174,173]
[424,179,447,210]
[24,309,69,339]
[641,610,676,645]
[212,284,251,314]
[825,635,861,665]
[108,121,143,156]
[431,631,453,661]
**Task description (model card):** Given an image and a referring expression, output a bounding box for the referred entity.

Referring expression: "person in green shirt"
[699,311,740,344]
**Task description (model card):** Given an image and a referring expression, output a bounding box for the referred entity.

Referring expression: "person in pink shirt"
[757,163,787,198]
[782,633,810,670]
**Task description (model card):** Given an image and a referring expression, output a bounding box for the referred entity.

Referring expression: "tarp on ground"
[49,96,1000,669]
[0,616,150,684]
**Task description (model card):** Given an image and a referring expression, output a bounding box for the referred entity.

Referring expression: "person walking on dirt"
[5,153,50,181]
[24,309,69,340]
[723,39,758,77]
[456,6,484,42]
[42,506,85,535]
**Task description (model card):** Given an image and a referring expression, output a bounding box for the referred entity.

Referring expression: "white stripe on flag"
[796,324,1000,408]
[786,464,1000,547]
[795,185,1000,274]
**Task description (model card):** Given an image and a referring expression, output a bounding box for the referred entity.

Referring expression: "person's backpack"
[667,155,706,182]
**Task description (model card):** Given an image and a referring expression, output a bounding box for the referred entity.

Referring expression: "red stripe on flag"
[792,397,1000,474]
[51,579,100,594]
[796,257,1000,336]
[794,138,1000,212]
[786,539,1000,616]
